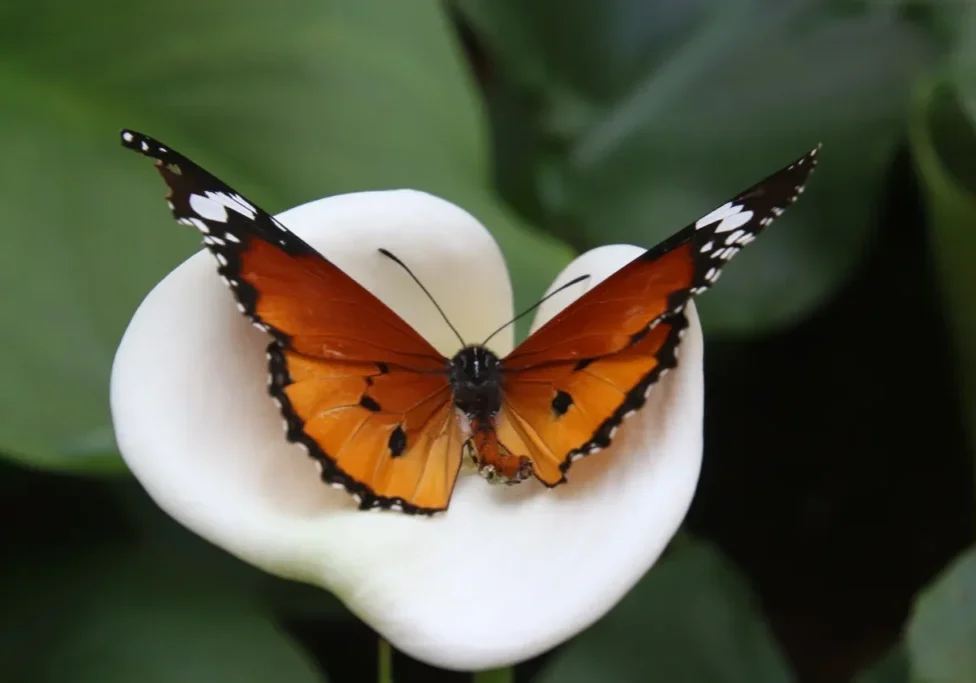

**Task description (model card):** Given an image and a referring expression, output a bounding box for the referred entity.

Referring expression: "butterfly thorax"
[448,346,533,485]
[448,345,502,418]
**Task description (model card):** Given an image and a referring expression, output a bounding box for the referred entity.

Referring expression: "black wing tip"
[789,143,822,191]
[795,142,822,172]
[120,129,170,162]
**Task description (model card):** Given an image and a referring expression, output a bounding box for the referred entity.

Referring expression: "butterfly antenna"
[482,274,590,347]
[378,248,466,347]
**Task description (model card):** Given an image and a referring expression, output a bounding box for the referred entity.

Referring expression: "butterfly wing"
[500,145,820,484]
[122,130,461,513]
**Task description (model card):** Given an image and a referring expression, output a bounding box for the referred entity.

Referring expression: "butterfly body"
[448,345,533,484]
[121,129,819,515]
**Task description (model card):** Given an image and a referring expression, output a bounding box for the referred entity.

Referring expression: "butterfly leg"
[469,419,532,485]
[460,435,479,466]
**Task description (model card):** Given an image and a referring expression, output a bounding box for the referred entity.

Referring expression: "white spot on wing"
[714,209,754,233]
[205,191,257,219]
[188,217,210,234]
[695,202,735,229]
[190,194,229,222]
[122,131,134,143]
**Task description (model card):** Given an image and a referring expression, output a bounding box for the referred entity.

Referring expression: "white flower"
[111,189,704,670]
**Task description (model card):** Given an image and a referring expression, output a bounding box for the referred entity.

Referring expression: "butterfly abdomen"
[469,418,533,485]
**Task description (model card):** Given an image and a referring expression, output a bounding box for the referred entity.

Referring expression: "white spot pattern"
[681,144,821,306]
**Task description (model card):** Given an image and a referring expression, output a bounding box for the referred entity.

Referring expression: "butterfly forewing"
[276,351,462,511]
[122,130,459,514]
[501,145,819,482]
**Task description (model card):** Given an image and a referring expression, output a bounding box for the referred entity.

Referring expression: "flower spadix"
[111,189,704,670]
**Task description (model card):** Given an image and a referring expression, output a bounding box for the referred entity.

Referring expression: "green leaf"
[534,537,796,683]
[475,668,515,683]
[457,0,708,101]
[0,545,327,682]
[461,1,936,335]
[909,77,976,450]
[906,545,976,683]
[854,647,910,683]
[0,0,573,472]
[948,3,976,125]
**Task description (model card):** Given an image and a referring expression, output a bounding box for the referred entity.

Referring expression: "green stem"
[378,637,393,683]
[474,667,515,683]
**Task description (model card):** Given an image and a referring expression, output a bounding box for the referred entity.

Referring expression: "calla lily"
[111,189,704,671]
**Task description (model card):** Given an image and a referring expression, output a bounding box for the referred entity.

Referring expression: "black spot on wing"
[388,426,407,457]
[551,390,573,417]
[359,395,381,412]
[573,358,594,371]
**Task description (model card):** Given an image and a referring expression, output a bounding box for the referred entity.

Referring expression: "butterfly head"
[449,345,502,418]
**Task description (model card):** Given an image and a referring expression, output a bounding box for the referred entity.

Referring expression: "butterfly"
[122,129,819,514]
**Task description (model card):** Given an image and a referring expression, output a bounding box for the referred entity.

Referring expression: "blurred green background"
[1,0,975,681]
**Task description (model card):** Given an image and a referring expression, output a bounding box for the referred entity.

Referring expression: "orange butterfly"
[122,130,819,514]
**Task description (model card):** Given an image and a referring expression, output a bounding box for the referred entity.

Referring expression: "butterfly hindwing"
[273,351,463,512]
[122,129,458,513]
[499,314,687,485]
[501,145,820,482]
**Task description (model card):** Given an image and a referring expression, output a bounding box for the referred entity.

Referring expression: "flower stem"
[474,667,515,683]
[378,637,393,683]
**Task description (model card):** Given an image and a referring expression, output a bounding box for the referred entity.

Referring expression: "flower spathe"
[111,189,704,670]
